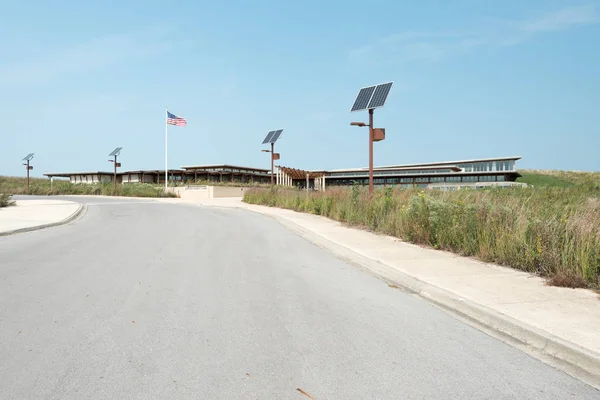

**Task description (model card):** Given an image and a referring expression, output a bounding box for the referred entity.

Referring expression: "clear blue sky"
[1,0,599,177]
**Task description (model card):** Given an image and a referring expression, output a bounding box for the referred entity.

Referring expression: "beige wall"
[167,185,249,200]
[211,186,249,198]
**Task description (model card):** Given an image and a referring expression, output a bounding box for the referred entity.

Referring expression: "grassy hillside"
[245,172,600,289]
[517,169,600,189]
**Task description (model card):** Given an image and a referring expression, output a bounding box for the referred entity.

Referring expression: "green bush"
[0,193,15,207]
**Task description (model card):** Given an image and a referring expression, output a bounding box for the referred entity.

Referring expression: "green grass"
[0,176,177,198]
[0,193,15,207]
[244,181,600,289]
[518,169,600,189]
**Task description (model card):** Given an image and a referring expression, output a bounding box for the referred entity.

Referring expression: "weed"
[243,179,600,289]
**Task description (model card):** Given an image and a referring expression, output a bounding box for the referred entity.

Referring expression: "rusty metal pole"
[113,155,117,194]
[271,142,275,185]
[26,160,30,193]
[368,108,374,197]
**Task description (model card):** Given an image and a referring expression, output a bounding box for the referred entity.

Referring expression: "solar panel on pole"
[109,147,123,157]
[262,131,276,144]
[350,82,394,112]
[269,129,283,143]
[22,153,34,161]
[367,82,393,109]
[350,86,376,112]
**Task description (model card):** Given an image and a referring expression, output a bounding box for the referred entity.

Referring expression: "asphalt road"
[0,197,598,399]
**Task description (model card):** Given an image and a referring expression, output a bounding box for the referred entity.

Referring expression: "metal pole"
[368,108,374,197]
[271,142,274,185]
[26,160,30,193]
[165,106,168,191]
[113,155,117,194]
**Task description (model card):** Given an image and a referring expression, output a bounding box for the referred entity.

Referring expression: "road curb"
[239,204,600,390]
[0,203,87,237]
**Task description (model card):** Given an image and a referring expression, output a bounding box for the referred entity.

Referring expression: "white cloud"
[349,5,598,65]
[519,5,598,33]
[0,29,188,86]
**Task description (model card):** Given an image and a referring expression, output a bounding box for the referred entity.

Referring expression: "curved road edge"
[0,201,87,237]
[233,204,600,391]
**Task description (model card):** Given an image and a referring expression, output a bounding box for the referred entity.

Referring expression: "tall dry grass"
[0,176,177,198]
[244,185,600,288]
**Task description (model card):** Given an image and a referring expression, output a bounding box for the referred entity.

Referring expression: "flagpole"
[165,106,168,191]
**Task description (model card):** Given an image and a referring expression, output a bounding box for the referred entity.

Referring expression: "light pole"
[349,82,393,197]
[22,153,34,193]
[350,116,385,196]
[261,145,280,185]
[108,147,122,194]
[260,129,283,185]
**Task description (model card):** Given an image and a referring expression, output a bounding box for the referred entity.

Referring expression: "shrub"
[0,193,15,207]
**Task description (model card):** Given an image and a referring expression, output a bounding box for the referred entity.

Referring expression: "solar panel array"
[262,130,275,144]
[270,129,283,143]
[109,147,123,157]
[262,129,283,144]
[22,153,34,161]
[350,81,393,112]
[350,86,376,112]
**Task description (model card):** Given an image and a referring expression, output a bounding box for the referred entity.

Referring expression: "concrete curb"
[0,202,87,237]
[237,203,600,390]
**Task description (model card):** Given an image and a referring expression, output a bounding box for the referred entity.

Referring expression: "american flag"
[167,111,187,126]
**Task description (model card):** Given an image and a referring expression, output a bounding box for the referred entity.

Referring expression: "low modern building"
[45,165,273,185]
[276,156,524,190]
[179,164,272,184]
[44,156,525,190]
[43,171,118,184]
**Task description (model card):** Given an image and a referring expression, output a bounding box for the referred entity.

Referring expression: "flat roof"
[326,156,522,173]
[181,164,270,173]
[372,156,522,170]
[327,165,463,173]
[45,170,184,177]
[325,170,521,178]
[122,169,184,174]
[44,171,114,177]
